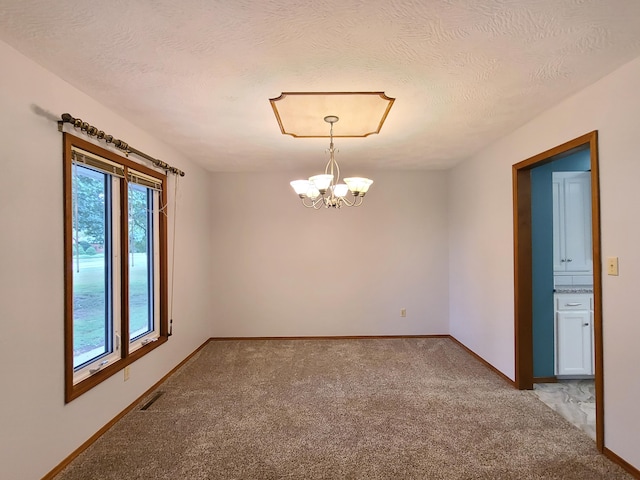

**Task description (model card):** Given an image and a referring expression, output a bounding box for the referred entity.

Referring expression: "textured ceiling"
[2,0,640,172]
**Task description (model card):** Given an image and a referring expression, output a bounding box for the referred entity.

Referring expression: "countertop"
[554,286,594,294]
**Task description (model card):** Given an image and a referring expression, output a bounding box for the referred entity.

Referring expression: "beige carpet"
[54,338,632,479]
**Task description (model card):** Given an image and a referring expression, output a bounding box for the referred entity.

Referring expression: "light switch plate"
[606,257,619,276]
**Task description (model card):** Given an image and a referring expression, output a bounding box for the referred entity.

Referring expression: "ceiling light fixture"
[290,116,373,209]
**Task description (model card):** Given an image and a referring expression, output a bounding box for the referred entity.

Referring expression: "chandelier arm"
[301,197,316,208]
[324,155,333,177]
[340,196,354,207]
[314,195,328,209]
[318,192,328,207]
[354,196,364,207]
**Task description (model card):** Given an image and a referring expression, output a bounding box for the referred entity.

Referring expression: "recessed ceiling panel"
[270,92,395,137]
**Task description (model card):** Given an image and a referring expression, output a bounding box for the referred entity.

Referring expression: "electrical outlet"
[124,366,130,381]
[400,308,407,317]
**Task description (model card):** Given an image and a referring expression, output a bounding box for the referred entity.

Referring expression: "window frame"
[63,133,168,402]
[127,177,161,353]
[70,168,121,385]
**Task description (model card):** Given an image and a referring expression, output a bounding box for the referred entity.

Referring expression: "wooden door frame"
[512,131,604,451]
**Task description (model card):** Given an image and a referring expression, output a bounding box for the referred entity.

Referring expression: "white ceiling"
[2,0,640,172]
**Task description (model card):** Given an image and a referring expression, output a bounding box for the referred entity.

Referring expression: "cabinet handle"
[583,323,589,326]
[560,259,566,262]
[565,303,582,306]
[567,258,573,262]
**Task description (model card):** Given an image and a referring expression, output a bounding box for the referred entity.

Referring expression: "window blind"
[71,147,125,178]
[128,169,163,191]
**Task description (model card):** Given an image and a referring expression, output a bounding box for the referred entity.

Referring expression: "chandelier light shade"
[290,116,373,209]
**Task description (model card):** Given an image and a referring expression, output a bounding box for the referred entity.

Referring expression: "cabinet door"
[552,172,592,274]
[552,179,565,271]
[555,311,593,376]
[563,173,592,273]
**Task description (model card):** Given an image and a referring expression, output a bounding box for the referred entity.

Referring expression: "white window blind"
[71,147,125,178]
[128,169,162,191]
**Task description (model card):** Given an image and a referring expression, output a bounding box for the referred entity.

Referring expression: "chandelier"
[290,116,373,209]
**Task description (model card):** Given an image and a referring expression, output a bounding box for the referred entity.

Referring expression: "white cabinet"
[552,172,592,274]
[554,294,594,377]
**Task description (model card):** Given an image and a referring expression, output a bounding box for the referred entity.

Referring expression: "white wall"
[209,170,449,337]
[448,55,640,469]
[0,40,212,480]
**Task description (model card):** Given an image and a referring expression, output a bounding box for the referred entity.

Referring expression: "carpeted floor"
[54,338,632,479]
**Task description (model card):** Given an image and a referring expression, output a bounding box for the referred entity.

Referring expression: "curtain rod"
[58,113,185,177]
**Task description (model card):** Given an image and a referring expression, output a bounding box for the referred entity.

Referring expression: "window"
[64,134,168,402]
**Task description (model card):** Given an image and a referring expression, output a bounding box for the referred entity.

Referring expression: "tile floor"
[532,380,596,440]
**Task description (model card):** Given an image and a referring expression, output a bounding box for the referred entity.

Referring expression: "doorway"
[512,131,604,451]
